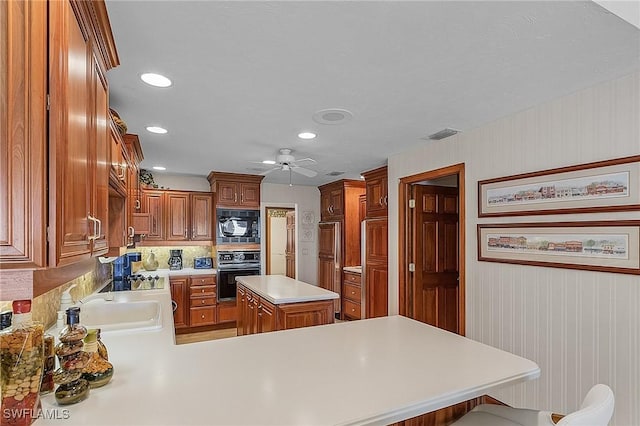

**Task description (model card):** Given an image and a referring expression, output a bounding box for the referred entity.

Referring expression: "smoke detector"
[312,109,353,125]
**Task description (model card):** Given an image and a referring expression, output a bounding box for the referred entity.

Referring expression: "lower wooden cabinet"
[342,271,363,320]
[236,284,334,335]
[170,274,218,330]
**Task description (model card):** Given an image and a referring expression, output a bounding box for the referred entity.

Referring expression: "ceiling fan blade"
[260,167,280,175]
[292,157,316,165]
[291,166,317,177]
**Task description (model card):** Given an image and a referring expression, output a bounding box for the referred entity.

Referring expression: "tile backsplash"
[127,246,213,270]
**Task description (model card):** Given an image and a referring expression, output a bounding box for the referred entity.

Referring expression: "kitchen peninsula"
[236,275,338,335]
[38,285,539,426]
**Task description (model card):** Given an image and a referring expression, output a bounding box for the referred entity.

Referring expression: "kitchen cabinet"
[217,301,237,324]
[1,0,118,272]
[236,285,247,336]
[170,277,188,329]
[258,298,276,333]
[364,218,388,318]
[363,166,388,218]
[0,0,47,269]
[140,190,213,244]
[207,172,264,209]
[342,271,362,320]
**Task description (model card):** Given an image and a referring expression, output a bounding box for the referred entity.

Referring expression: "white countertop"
[236,275,339,304]
[39,289,539,426]
[343,266,362,274]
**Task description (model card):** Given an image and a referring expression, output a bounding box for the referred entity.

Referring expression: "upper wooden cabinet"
[207,172,264,209]
[140,189,213,244]
[362,166,388,218]
[318,180,365,222]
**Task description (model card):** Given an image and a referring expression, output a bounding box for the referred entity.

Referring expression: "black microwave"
[216,209,260,243]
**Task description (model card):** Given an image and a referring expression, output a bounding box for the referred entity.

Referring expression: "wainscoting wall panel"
[388,71,640,425]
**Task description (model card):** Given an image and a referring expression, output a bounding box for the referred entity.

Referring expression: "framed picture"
[478,155,640,217]
[477,221,640,275]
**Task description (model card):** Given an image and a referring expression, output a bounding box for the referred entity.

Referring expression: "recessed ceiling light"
[312,108,353,125]
[152,166,166,171]
[360,175,365,180]
[140,73,172,88]
[262,160,276,165]
[146,126,167,134]
[298,132,317,140]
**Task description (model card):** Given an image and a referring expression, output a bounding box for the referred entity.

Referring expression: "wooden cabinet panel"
[191,275,216,286]
[363,166,388,218]
[166,192,190,241]
[142,190,164,240]
[239,183,260,208]
[342,298,361,320]
[246,290,259,335]
[343,272,361,285]
[366,263,388,318]
[170,277,188,329]
[217,182,238,206]
[236,285,246,336]
[190,297,216,308]
[343,282,361,302]
[258,298,276,333]
[276,300,334,330]
[0,0,47,268]
[49,0,93,266]
[342,272,362,320]
[207,172,264,209]
[189,285,216,298]
[218,301,237,324]
[190,193,213,240]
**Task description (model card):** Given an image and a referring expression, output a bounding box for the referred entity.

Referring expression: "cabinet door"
[365,218,388,318]
[143,190,164,240]
[190,193,213,240]
[166,192,190,240]
[320,190,331,221]
[365,175,387,218]
[170,278,188,329]
[90,55,109,255]
[258,298,276,333]
[49,0,93,266]
[0,0,47,268]
[246,290,259,335]
[217,181,238,206]
[239,183,260,208]
[236,285,246,336]
[328,188,344,217]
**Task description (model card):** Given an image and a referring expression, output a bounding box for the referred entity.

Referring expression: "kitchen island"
[236,275,339,335]
[37,285,539,426]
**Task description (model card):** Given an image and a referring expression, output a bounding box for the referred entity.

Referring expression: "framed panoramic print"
[477,221,640,275]
[478,155,640,217]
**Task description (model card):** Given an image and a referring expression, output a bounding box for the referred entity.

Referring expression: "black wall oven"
[216,250,261,301]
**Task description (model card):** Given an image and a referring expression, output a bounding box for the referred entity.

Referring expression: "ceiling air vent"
[427,128,459,140]
[326,171,345,177]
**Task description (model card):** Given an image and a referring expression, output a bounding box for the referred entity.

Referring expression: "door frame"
[263,205,295,276]
[398,163,466,336]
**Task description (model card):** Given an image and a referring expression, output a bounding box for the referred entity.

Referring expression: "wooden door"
[0,0,47,268]
[166,192,189,241]
[285,211,296,278]
[143,190,164,240]
[49,0,93,266]
[239,183,260,208]
[170,277,188,329]
[190,193,212,240]
[90,54,109,255]
[412,185,459,333]
[365,218,388,318]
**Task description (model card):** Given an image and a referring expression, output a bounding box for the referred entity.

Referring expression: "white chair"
[452,384,614,426]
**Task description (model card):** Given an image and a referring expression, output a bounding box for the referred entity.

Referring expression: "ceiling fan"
[257,148,318,178]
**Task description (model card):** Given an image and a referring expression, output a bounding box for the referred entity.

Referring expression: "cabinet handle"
[201,300,205,304]
[351,291,356,295]
[201,288,205,293]
[96,217,102,239]
[241,193,244,203]
[87,214,98,241]
[234,193,237,203]
[128,226,135,238]
[201,314,205,319]
[383,195,388,206]
[135,199,141,210]
[171,301,178,312]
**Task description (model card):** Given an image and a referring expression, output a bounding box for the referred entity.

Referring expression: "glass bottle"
[54,307,90,405]
[40,335,55,395]
[0,300,45,426]
[96,329,109,360]
[81,329,113,388]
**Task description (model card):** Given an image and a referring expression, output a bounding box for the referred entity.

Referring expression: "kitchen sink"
[80,299,162,333]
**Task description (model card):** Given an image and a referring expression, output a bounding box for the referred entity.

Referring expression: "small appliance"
[168,249,183,270]
[194,257,213,269]
[216,209,260,244]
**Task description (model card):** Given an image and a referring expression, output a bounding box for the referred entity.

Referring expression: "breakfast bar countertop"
[236,274,339,304]
[38,286,539,426]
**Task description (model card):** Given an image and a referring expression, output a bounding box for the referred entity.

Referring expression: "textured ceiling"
[105,1,640,186]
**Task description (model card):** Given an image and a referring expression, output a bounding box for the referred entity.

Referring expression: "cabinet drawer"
[343,282,361,302]
[190,297,216,308]
[343,272,361,285]
[189,285,216,297]
[190,275,216,286]
[342,298,361,320]
[190,306,217,326]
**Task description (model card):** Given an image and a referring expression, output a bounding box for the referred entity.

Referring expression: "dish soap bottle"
[143,250,159,271]
[0,300,45,426]
[81,329,113,388]
[54,307,90,405]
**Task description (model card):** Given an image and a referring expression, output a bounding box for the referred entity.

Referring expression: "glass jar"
[0,300,45,426]
[81,329,113,388]
[54,307,90,406]
[39,335,56,395]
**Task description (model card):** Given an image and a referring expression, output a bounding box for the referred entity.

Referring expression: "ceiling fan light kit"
[255,148,318,184]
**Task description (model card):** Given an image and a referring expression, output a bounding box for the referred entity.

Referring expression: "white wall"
[149,173,210,192]
[261,183,321,285]
[388,72,640,425]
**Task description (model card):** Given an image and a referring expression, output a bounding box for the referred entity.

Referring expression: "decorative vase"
[143,251,159,271]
